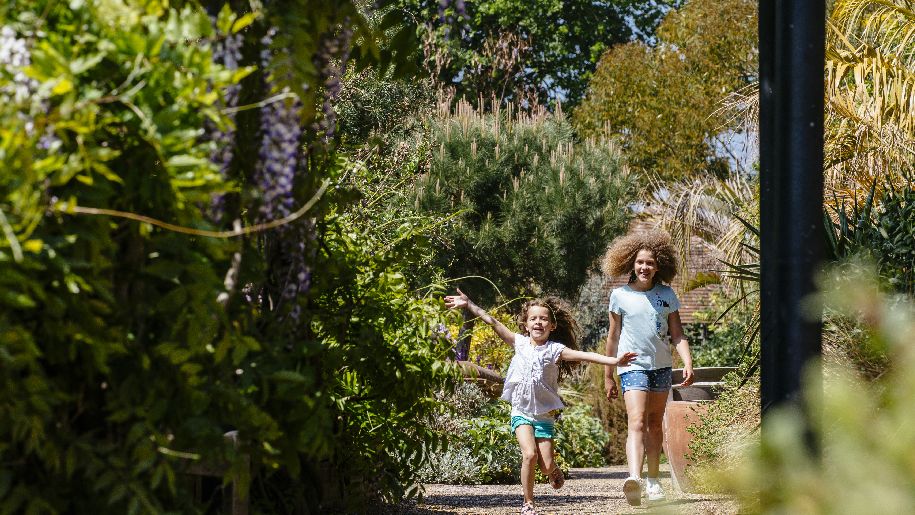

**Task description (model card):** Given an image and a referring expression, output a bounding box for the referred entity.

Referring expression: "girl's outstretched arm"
[444,288,515,345]
[560,348,637,367]
[604,311,623,399]
[668,310,694,387]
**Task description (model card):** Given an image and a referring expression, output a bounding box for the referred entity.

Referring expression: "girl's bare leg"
[536,438,555,474]
[515,425,539,504]
[644,391,669,478]
[624,389,649,479]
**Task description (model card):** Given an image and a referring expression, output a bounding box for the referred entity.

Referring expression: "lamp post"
[758,0,825,446]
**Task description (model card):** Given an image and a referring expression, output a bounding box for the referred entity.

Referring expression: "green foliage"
[417,383,520,484]
[419,382,610,485]
[720,262,915,513]
[0,1,458,511]
[574,0,757,180]
[465,309,515,373]
[686,323,746,367]
[263,0,423,124]
[686,292,758,368]
[299,208,459,506]
[0,2,252,512]
[398,0,681,106]
[555,403,609,467]
[685,357,760,490]
[337,68,434,147]
[826,185,915,296]
[415,100,634,305]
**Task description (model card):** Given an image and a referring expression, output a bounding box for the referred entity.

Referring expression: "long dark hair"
[515,296,580,379]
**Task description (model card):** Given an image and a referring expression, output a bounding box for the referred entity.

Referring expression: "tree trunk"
[455,309,474,361]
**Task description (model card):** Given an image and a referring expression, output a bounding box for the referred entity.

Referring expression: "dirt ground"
[379,464,739,515]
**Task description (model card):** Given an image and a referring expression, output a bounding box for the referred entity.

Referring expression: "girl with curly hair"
[445,289,636,515]
[601,230,694,505]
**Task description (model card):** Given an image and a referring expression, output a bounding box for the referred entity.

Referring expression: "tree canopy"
[574,0,757,180]
[398,0,684,107]
[414,100,634,306]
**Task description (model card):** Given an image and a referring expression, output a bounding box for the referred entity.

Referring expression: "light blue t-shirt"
[608,284,681,373]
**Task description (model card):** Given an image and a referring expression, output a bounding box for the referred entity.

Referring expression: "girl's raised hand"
[444,288,470,310]
[617,352,638,366]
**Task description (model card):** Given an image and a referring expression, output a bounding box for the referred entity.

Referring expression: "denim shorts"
[619,367,673,393]
[510,415,555,439]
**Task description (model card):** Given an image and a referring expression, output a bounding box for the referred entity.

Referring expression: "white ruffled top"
[500,334,566,416]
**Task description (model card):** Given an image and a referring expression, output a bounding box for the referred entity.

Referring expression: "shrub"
[556,404,609,467]
[560,363,628,465]
[418,383,520,485]
[721,262,915,512]
[466,309,515,373]
[419,381,613,485]
[827,185,915,297]
[685,319,750,367]
[0,2,458,512]
[415,98,634,307]
[0,5,252,512]
[686,361,761,490]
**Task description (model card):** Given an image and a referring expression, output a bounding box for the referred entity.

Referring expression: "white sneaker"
[645,478,665,502]
[623,477,642,506]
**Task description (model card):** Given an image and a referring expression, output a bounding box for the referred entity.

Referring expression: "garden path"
[385,464,738,514]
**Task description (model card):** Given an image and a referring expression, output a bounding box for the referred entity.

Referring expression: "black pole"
[758,0,825,431]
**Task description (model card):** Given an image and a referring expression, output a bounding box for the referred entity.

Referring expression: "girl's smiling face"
[632,249,658,288]
[525,305,555,344]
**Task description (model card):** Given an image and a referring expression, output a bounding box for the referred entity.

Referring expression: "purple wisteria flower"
[433,323,465,360]
[256,28,313,314]
[311,24,353,143]
[1,25,61,169]
[206,29,243,222]
[257,29,303,221]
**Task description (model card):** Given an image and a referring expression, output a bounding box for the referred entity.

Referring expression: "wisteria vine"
[311,22,353,143]
[206,28,243,222]
[1,26,60,151]
[255,28,310,319]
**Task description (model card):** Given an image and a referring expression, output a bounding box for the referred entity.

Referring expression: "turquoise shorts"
[510,415,555,439]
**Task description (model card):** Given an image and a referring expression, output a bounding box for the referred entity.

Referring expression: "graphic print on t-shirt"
[609,284,681,372]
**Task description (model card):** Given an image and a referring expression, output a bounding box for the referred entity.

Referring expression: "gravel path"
[381,465,738,514]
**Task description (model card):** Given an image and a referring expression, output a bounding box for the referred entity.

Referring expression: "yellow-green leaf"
[231,12,258,34]
[52,78,74,95]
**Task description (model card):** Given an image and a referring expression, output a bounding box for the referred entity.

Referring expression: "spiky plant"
[826,0,915,199]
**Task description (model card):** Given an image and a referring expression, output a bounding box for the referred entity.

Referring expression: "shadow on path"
[616,498,705,514]
[419,493,519,508]
[567,469,671,481]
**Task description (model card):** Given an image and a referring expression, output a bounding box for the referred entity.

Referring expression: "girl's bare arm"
[604,312,622,374]
[560,348,637,366]
[668,310,694,386]
[604,311,623,399]
[444,288,515,345]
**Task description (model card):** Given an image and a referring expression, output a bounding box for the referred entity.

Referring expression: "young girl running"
[445,289,636,515]
[602,230,694,505]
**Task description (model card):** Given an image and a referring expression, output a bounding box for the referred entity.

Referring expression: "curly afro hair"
[601,230,678,285]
